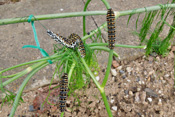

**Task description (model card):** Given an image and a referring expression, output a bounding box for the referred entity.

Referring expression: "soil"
[0,46,174,117]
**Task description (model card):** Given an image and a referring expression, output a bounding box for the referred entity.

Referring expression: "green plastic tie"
[23,15,52,64]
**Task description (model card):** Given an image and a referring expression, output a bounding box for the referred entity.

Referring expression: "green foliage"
[128,2,175,56]
[53,43,99,94]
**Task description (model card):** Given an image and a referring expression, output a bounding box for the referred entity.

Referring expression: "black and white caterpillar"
[107,8,116,49]
[59,73,68,112]
[47,30,86,58]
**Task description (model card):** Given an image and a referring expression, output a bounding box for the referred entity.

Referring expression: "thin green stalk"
[9,61,50,117]
[100,90,113,117]
[101,0,111,9]
[83,0,91,36]
[90,46,119,57]
[81,58,112,117]
[119,4,175,16]
[68,60,76,87]
[83,0,110,36]
[88,43,146,49]
[2,61,47,87]
[102,50,113,87]
[60,112,64,117]
[0,53,63,74]
[80,58,102,91]
[82,12,120,41]
[0,4,175,25]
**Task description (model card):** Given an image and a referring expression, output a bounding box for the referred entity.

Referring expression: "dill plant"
[0,1,175,117]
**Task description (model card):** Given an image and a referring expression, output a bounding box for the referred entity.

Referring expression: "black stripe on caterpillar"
[68,33,86,58]
[107,8,116,49]
[47,30,86,58]
[59,73,68,112]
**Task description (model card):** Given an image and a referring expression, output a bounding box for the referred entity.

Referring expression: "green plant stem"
[68,60,76,87]
[88,43,146,49]
[100,89,113,117]
[1,4,175,25]
[0,53,63,74]
[83,0,110,36]
[9,61,50,117]
[60,112,64,117]
[119,4,175,16]
[81,58,112,116]
[102,50,113,87]
[2,61,47,87]
[90,46,119,57]
[101,0,111,9]
[83,0,91,36]
[80,58,102,91]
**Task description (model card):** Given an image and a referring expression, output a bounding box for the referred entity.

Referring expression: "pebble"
[126,67,132,73]
[164,74,170,78]
[119,70,125,74]
[135,92,140,102]
[136,77,140,82]
[117,66,122,70]
[137,88,141,92]
[111,69,117,76]
[145,88,158,97]
[112,106,117,111]
[158,99,162,106]
[147,98,152,102]
[129,91,133,96]
[124,90,129,95]
[112,60,119,68]
[158,90,162,94]
[127,79,131,82]
[140,91,146,103]
[29,105,35,112]
[110,99,115,104]
[122,75,126,79]
[96,76,100,81]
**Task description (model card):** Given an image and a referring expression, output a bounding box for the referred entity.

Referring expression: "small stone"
[117,66,122,70]
[135,92,140,102]
[140,91,146,103]
[112,60,119,68]
[129,91,133,96]
[126,67,132,73]
[164,74,170,78]
[137,88,141,92]
[119,70,125,74]
[96,76,100,81]
[158,99,162,106]
[162,80,166,84]
[112,106,117,111]
[124,90,129,95]
[136,77,140,82]
[138,81,142,84]
[127,79,131,82]
[122,75,126,79]
[110,99,115,104]
[60,8,64,11]
[29,105,35,112]
[111,69,117,76]
[143,70,147,76]
[158,90,162,94]
[145,88,158,97]
[124,95,129,99]
[147,98,152,102]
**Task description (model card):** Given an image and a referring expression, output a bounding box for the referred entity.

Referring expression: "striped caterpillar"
[59,73,68,112]
[107,8,116,49]
[47,30,86,58]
